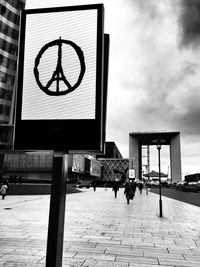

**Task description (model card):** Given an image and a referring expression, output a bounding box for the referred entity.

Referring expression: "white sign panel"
[15,5,105,152]
[129,169,135,179]
[22,8,98,120]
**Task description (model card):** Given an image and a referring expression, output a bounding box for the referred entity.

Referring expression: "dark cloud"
[179,0,200,47]
[171,105,200,135]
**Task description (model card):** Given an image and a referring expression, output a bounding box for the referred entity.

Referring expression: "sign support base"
[46,153,68,266]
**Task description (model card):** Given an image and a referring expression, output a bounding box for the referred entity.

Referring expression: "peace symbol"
[33,37,86,96]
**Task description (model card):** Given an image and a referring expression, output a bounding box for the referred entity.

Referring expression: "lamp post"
[156,144,162,218]
[152,139,166,218]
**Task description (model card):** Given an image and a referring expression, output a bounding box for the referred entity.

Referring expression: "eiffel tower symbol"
[46,37,71,93]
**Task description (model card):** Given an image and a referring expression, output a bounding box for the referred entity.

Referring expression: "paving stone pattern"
[0,188,200,266]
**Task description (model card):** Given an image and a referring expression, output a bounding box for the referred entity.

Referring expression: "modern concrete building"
[129,131,182,182]
[3,152,103,183]
[99,158,129,181]
[97,142,129,181]
[97,141,123,159]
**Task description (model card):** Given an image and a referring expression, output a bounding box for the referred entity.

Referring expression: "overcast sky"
[26,0,200,178]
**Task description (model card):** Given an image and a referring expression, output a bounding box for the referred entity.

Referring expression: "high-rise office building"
[0,0,26,124]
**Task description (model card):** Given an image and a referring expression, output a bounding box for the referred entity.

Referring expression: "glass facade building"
[0,0,26,123]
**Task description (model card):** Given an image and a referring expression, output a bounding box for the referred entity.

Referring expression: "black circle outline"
[33,39,86,96]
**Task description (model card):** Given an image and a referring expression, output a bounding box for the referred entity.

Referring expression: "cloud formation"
[106,0,200,175]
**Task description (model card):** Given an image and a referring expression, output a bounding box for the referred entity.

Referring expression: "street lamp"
[152,139,166,218]
[156,144,162,217]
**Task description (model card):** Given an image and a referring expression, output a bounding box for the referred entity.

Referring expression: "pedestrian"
[4,179,9,192]
[112,181,119,198]
[9,175,13,183]
[19,175,22,184]
[104,182,108,191]
[93,181,97,191]
[121,173,126,184]
[138,181,143,194]
[124,182,132,204]
[0,174,3,184]
[0,182,8,200]
[130,180,137,197]
[13,175,17,184]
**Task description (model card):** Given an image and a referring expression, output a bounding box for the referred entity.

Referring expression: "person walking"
[112,181,119,198]
[130,180,137,197]
[124,182,132,204]
[138,181,144,194]
[0,182,8,200]
[104,182,108,191]
[93,181,97,191]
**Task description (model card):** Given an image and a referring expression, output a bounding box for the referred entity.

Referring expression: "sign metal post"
[46,153,68,266]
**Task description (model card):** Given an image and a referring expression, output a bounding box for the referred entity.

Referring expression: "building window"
[1,22,6,34]
[0,5,6,15]
[9,58,17,71]
[0,89,5,99]
[7,11,11,21]
[6,90,13,101]
[1,56,7,69]
[4,25,8,35]
[17,1,25,10]
[1,74,7,84]
[6,58,10,69]
[0,89,13,101]
[13,14,20,25]
[7,0,25,10]
[2,105,10,116]
[8,43,17,55]
[7,74,15,86]
[11,29,19,40]
[0,55,3,64]
[0,72,15,86]
[1,40,6,50]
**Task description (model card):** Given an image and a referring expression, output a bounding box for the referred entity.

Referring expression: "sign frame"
[14,4,105,152]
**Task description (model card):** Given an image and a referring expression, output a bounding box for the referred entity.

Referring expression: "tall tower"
[0,0,26,124]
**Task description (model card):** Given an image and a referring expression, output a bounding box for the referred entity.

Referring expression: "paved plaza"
[0,187,200,266]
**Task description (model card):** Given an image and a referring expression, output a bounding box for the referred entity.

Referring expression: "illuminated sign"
[14,4,107,152]
[129,169,135,179]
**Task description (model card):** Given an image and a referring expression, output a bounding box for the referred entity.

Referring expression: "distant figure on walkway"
[130,180,137,197]
[93,181,97,191]
[112,181,119,198]
[3,179,9,192]
[13,175,17,184]
[19,176,22,184]
[9,175,13,183]
[0,182,8,200]
[138,181,143,194]
[124,182,132,204]
[0,174,3,184]
[104,183,108,191]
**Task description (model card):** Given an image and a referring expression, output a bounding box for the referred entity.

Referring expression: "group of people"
[9,175,22,184]
[112,179,144,204]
